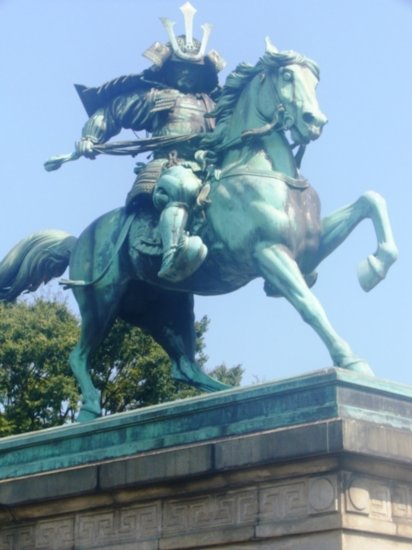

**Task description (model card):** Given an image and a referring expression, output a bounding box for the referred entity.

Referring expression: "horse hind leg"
[255,242,373,375]
[133,291,230,393]
[70,336,102,422]
[70,288,120,422]
[316,191,398,292]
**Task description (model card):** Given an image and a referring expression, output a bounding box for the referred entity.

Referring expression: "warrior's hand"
[44,136,100,172]
[75,136,98,159]
[195,149,218,170]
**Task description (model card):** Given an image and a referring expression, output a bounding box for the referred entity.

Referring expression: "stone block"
[1,369,412,548]
[342,532,412,549]
[214,419,343,470]
[4,367,412,480]
[100,442,214,490]
[0,465,98,506]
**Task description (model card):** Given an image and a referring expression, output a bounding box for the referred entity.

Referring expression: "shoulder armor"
[75,73,155,117]
[150,89,181,114]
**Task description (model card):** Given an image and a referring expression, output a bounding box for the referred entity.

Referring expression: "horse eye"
[282,70,293,82]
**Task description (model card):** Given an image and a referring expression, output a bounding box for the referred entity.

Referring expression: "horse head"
[258,39,328,145]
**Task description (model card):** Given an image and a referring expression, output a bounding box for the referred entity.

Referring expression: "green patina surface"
[1,368,411,481]
[0,3,398,424]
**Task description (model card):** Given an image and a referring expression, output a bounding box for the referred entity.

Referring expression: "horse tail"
[0,230,77,301]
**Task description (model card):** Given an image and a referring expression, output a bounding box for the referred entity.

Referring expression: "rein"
[212,68,307,168]
[216,166,309,190]
[262,68,307,168]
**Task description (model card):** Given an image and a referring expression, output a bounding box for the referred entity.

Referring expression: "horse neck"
[221,75,298,178]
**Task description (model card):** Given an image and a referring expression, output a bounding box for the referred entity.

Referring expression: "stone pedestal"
[1,368,412,549]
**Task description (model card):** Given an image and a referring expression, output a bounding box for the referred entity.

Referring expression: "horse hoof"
[341,360,374,376]
[77,403,101,423]
[357,255,384,292]
[358,243,398,293]
[172,358,231,392]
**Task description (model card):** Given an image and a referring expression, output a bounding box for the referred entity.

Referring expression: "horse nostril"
[303,112,316,124]
[303,112,328,128]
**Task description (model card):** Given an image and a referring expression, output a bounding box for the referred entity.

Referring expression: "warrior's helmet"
[143,2,225,92]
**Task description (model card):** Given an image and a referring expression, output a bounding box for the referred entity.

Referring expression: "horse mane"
[200,50,320,152]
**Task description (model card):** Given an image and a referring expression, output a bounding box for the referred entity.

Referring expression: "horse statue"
[0,43,398,422]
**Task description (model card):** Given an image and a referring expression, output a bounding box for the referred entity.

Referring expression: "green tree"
[0,298,243,436]
[91,316,244,414]
[0,298,79,436]
[91,319,176,414]
[207,363,243,387]
[192,316,243,386]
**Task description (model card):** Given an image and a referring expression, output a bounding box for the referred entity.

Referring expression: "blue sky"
[1,0,411,386]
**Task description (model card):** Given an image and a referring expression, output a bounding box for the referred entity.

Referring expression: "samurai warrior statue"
[74,2,225,282]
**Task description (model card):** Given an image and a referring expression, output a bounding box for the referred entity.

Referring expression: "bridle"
[258,64,309,167]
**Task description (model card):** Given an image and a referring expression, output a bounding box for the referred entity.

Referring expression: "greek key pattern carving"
[346,475,412,521]
[392,484,412,519]
[35,518,74,550]
[0,477,339,548]
[260,481,306,521]
[76,503,160,547]
[119,503,159,537]
[77,511,115,545]
[259,476,337,523]
[163,488,258,535]
[0,506,160,550]
[0,526,36,550]
[0,530,15,550]
[0,519,74,550]
[6,474,412,547]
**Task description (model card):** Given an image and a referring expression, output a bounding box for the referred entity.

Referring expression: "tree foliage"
[0,297,243,436]
[0,299,79,435]
[91,315,243,414]
[91,319,176,414]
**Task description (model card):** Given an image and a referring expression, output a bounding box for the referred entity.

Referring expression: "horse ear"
[265,36,279,54]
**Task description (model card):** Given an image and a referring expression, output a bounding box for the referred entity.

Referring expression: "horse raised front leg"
[255,243,373,375]
[317,191,398,292]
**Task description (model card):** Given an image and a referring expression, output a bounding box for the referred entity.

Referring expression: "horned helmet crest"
[143,2,226,73]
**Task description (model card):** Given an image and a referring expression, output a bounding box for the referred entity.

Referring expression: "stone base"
[1,368,412,549]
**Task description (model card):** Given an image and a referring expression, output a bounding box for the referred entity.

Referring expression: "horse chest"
[286,188,321,258]
[208,177,320,266]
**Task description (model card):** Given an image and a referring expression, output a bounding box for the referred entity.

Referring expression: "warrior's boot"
[157,204,207,282]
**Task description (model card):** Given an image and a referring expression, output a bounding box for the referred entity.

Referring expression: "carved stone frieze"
[346,475,412,522]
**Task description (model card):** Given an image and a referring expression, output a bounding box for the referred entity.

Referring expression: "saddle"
[129,206,163,257]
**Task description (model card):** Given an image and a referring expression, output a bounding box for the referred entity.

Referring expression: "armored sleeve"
[81,89,157,143]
